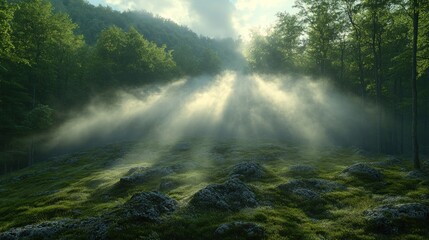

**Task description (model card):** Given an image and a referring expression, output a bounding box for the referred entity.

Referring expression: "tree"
[411,0,420,169]
[271,12,304,73]
[11,0,84,107]
[296,0,342,77]
[367,0,385,153]
[94,26,176,87]
[348,0,392,153]
[25,104,54,165]
[0,0,28,149]
[418,1,429,75]
[381,5,412,154]
[198,48,221,75]
[1,0,84,152]
[247,30,283,73]
[50,0,241,76]
[343,0,367,96]
[0,0,15,68]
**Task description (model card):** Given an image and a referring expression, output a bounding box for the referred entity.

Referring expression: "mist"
[45,71,377,153]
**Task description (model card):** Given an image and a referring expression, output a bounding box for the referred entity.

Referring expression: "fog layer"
[47,72,376,150]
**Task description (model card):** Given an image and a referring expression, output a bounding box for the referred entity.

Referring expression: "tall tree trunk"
[30,72,36,108]
[400,112,404,154]
[340,37,345,85]
[394,77,399,154]
[345,3,365,97]
[399,77,404,154]
[357,41,365,98]
[411,0,420,169]
[29,72,36,166]
[28,137,34,166]
[371,5,382,153]
[377,24,383,153]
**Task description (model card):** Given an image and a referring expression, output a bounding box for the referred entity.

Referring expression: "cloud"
[187,0,236,38]
[93,0,296,39]
[233,0,296,39]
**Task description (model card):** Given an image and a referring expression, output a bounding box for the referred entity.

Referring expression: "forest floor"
[0,140,428,239]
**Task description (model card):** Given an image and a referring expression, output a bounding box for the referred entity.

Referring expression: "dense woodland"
[1,0,429,170]
[247,0,429,160]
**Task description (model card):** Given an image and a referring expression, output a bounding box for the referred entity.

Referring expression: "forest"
[1,0,429,239]
[0,0,244,166]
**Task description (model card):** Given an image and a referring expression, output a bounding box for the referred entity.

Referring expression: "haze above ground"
[87,0,297,40]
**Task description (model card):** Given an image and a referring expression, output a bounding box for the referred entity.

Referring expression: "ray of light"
[46,71,377,154]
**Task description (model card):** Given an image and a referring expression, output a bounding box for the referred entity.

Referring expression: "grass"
[0,140,428,239]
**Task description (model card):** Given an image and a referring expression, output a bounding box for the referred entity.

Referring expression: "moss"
[1,141,428,239]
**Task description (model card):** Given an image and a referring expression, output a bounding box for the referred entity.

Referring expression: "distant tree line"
[0,0,243,164]
[248,0,429,162]
[49,0,244,75]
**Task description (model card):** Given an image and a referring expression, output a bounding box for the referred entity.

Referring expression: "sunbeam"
[46,71,376,151]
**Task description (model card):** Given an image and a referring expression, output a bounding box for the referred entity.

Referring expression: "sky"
[87,0,297,39]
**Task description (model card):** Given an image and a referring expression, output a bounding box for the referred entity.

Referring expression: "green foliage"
[0,0,15,67]
[271,12,304,71]
[25,104,54,131]
[9,0,85,102]
[248,0,429,91]
[11,0,78,66]
[0,0,87,149]
[248,32,286,73]
[418,1,429,77]
[296,0,344,76]
[197,48,221,75]
[94,26,176,85]
[50,0,241,75]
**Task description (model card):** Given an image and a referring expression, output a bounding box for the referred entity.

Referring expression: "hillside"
[1,140,428,239]
[50,0,246,73]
